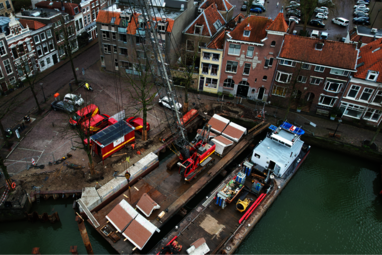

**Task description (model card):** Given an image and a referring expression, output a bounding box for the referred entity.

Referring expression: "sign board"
[113,137,125,147]
[31,158,35,165]
[110,110,125,122]
[310,122,317,127]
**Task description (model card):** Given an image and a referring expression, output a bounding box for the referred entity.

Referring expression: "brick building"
[219,12,288,100]
[350,26,382,46]
[0,33,18,92]
[81,0,110,41]
[271,34,358,115]
[340,38,382,126]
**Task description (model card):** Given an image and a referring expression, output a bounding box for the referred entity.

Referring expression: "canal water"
[0,147,381,253]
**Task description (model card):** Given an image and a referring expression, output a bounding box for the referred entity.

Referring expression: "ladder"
[77,199,100,228]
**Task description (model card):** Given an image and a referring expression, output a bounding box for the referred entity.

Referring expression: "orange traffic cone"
[137,151,141,155]
[131,144,135,150]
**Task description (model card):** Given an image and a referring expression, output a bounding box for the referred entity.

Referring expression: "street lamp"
[332,119,342,138]
[371,9,381,28]
[40,83,46,103]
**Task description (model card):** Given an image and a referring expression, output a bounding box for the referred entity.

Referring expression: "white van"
[332,17,349,26]
[311,30,320,38]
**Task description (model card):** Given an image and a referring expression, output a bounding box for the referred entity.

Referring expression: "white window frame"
[194,25,203,35]
[346,84,361,99]
[363,108,382,122]
[34,35,40,43]
[314,65,325,72]
[223,78,235,88]
[0,41,6,56]
[359,87,374,102]
[340,102,365,119]
[212,53,220,61]
[205,78,218,88]
[246,46,254,58]
[310,77,323,85]
[3,59,12,75]
[40,32,46,41]
[228,44,241,56]
[301,63,310,70]
[324,81,342,93]
[243,63,251,75]
[9,77,16,85]
[243,30,250,37]
[297,75,307,83]
[275,71,292,83]
[367,71,378,81]
[226,61,238,73]
[272,85,287,97]
[318,94,337,107]
[279,59,296,67]
[330,68,349,76]
[0,66,3,79]
[372,90,382,104]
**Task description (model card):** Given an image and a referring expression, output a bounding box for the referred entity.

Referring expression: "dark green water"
[237,147,382,254]
[1,147,381,253]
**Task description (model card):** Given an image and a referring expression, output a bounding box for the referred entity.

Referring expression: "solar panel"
[91,120,134,147]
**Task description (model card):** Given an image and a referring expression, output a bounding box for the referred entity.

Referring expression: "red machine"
[177,124,215,181]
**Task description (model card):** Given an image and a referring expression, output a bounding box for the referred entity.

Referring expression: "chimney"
[61,0,65,11]
[315,42,323,50]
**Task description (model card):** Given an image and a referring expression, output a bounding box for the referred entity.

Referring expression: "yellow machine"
[236,198,251,213]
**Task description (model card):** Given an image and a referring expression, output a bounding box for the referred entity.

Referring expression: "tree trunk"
[142,130,148,141]
[0,156,14,191]
[30,86,42,113]
[67,45,78,86]
[142,104,148,141]
[183,102,189,114]
[369,122,381,145]
[87,152,94,175]
[0,121,9,149]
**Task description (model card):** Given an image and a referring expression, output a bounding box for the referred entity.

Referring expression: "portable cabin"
[90,120,135,161]
[222,122,247,142]
[208,114,230,134]
[211,135,234,156]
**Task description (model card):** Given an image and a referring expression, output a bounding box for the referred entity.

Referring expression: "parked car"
[356,0,369,5]
[289,1,300,5]
[354,11,369,17]
[316,12,328,19]
[287,10,301,17]
[289,17,300,24]
[309,19,325,28]
[354,4,367,8]
[314,7,329,14]
[339,37,346,42]
[320,31,329,39]
[353,16,370,24]
[69,104,99,126]
[250,3,265,11]
[286,2,300,8]
[311,30,320,38]
[332,17,349,26]
[241,4,247,11]
[250,7,263,13]
[51,101,76,113]
[126,117,150,134]
[81,114,111,135]
[63,93,84,107]
[355,7,369,12]
[159,96,182,111]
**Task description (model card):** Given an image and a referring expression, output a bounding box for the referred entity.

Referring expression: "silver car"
[159,96,182,111]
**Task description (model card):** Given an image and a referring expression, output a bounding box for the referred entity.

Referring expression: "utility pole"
[40,83,46,102]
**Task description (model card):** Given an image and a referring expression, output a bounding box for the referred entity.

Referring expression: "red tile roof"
[123,13,174,35]
[354,37,382,82]
[152,17,174,33]
[208,29,226,49]
[19,19,46,30]
[267,12,288,32]
[229,16,272,43]
[227,13,245,29]
[351,34,376,44]
[96,10,121,25]
[35,1,79,16]
[199,0,233,11]
[279,35,358,70]
[185,4,226,37]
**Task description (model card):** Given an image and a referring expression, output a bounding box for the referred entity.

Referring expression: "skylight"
[372,47,380,53]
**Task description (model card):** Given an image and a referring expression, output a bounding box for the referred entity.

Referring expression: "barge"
[79,115,270,253]
[152,122,311,254]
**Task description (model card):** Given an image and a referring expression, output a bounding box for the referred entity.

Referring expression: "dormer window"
[158,23,167,32]
[315,42,324,50]
[194,25,203,35]
[243,30,250,37]
[367,71,379,81]
[213,20,222,30]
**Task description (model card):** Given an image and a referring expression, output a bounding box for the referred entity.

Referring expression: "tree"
[60,17,79,87]
[124,63,157,141]
[299,0,336,34]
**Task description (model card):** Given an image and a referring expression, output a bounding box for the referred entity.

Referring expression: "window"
[301,63,310,70]
[11,47,18,59]
[113,46,117,53]
[347,85,360,98]
[0,3,4,9]
[92,10,96,21]
[297,75,307,83]
[120,48,127,55]
[212,53,220,61]
[137,51,145,59]
[57,20,61,26]
[46,58,51,65]
[9,77,16,85]
[87,7,89,11]
[275,71,292,83]
[102,31,110,40]
[205,78,218,88]
[243,30,250,37]
[103,44,111,54]
[202,63,209,74]
[82,8,86,13]
[79,18,83,29]
[26,41,32,52]
[203,52,211,60]
[119,34,127,42]
[0,67,3,79]
[115,59,118,67]
[0,41,6,55]
[43,43,48,54]
[363,108,382,121]
[372,90,382,104]
[324,81,342,93]
[199,77,204,88]
[5,0,9,9]
[272,85,287,97]
[263,75,267,81]
[360,88,374,101]
[36,45,43,57]
[223,78,235,88]
[186,40,194,51]
[194,25,203,35]
[246,46,254,58]
[213,20,222,30]
[228,44,241,55]
[87,14,90,23]
[198,42,206,52]
[270,41,276,47]
[91,2,95,7]
[238,81,249,86]
[226,61,238,73]
[243,63,251,75]
[96,0,99,5]
[310,77,323,85]
[74,6,79,14]
[49,40,54,51]
[211,65,218,76]
[318,95,337,107]
[268,58,274,67]
[34,35,40,43]
[314,65,325,72]
[40,60,45,68]
[279,59,296,67]
[340,102,365,119]
[330,68,349,76]
[3,59,12,74]
[84,16,87,25]
[96,8,99,16]
[40,32,46,41]
[367,71,378,81]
